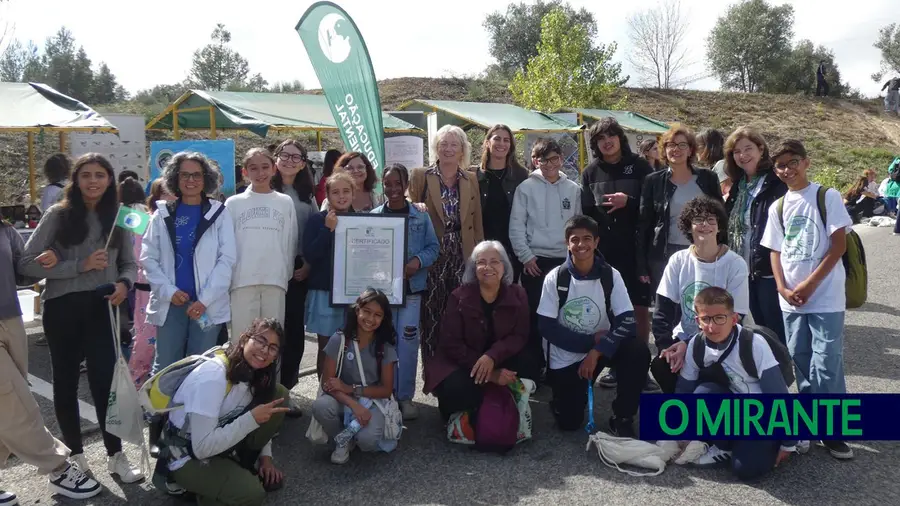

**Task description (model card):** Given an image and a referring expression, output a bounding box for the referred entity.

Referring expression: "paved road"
[4,224,899,505]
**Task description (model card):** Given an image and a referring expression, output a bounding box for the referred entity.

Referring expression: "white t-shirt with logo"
[537,264,634,369]
[679,325,781,394]
[760,183,852,313]
[657,248,750,341]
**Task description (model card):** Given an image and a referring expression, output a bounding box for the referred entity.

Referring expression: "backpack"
[889,158,900,183]
[777,185,868,309]
[139,346,232,415]
[474,383,519,454]
[691,326,795,389]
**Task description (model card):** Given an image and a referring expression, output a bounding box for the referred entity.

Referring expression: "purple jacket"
[424,282,529,393]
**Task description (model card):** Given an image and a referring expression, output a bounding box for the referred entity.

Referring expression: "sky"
[2,0,893,99]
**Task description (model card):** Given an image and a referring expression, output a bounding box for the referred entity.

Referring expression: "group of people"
[0,116,865,505]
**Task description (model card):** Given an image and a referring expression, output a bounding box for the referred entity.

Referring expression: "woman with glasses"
[321,152,383,212]
[161,318,290,505]
[270,140,315,415]
[649,196,749,393]
[722,127,787,344]
[141,152,237,454]
[637,124,722,297]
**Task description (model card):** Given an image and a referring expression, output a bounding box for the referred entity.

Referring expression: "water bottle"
[196,313,213,331]
[334,398,373,447]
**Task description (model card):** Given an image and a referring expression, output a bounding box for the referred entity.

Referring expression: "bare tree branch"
[0,0,15,56]
[626,0,696,89]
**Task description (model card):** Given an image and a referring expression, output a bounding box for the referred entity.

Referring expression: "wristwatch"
[353,385,364,397]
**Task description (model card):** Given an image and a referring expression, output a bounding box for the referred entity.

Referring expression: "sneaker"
[70,453,93,477]
[0,490,17,506]
[286,398,303,419]
[399,400,419,421]
[165,478,186,496]
[35,335,48,346]
[79,361,87,373]
[597,370,617,388]
[643,377,661,393]
[674,441,709,465]
[694,445,733,468]
[107,452,144,483]
[821,440,854,460]
[608,416,636,439]
[330,439,355,465]
[48,462,101,500]
[797,440,810,454]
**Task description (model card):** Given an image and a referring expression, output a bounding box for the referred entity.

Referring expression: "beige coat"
[409,165,484,259]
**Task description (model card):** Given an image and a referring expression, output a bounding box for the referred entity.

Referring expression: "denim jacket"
[371,202,440,294]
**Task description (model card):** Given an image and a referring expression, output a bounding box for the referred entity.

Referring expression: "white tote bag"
[105,303,151,474]
[352,341,402,441]
[306,333,346,445]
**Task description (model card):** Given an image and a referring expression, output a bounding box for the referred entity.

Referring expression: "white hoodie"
[509,170,582,264]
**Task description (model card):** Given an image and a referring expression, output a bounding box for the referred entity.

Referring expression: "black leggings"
[43,291,122,456]
[280,279,308,389]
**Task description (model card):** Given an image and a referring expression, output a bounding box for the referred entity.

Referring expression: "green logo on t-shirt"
[561,296,601,333]
[681,281,712,320]
[784,215,819,262]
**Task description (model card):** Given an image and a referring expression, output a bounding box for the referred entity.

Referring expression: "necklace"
[486,168,507,180]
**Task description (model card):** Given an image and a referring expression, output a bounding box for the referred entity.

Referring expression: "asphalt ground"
[3,223,899,505]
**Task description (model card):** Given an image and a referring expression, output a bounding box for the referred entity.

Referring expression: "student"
[637,138,664,172]
[477,124,529,282]
[117,177,147,362]
[305,172,357,378]
[695,129,729,195]
[843,175,877,222]
[536,215,650,436]
[312,289,400,465]
[760,139,854,460]
[18,153,143,482]
[270,140,316,413]
[1,219,102,502]
[162,318,290,505]
[371,164,440,420]
[581,118,654,388]
[322,152,384,212]
[651,196,750,393]
[510,138,582,371]
[225,148,297,339]
[40,153,72,212]
[315,149,342,207]
[675,287,796,479]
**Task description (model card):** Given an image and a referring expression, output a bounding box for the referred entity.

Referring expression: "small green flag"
[115,206,150,235]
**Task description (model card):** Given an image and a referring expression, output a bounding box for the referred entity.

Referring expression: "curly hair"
[162,152,220,198]
[56,153,120,248]
[227,318,285,405]
[658,123,697,167]
[677,196,729,245]
[335,152,377,192]
[588,117,633,160]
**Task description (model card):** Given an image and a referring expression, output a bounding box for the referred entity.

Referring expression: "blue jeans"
[152,306,222,375]
[748,277,786,345]
[391,294,421,402]
[783,312,846,394]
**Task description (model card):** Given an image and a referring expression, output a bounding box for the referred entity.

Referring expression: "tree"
[134,83,189,105]
[706,0,794,93]
[626,1,701,89]
[268,80,305,93]
[509,8,627,111]
[0,0,12,55]
[872,23,900,82]
[190,24,251,90]
[484,0,596,75]
[761,40,854,97]
[0,38,23,81]
[91,62,128,103]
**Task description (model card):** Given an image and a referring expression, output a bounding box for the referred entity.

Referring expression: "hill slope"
[2,77,898,204]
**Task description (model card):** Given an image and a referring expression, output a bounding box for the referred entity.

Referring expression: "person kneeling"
[675,287,796,481]
[537,216,650,437]
[312,289,401,465]
[161,319,289,506]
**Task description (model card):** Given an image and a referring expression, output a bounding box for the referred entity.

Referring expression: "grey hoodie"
[509,170,582,264]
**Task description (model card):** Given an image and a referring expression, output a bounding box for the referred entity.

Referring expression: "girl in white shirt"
[164,318,290,505]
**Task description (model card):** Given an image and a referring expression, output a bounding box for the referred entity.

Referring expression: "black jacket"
[724,170,787,280]
[637,167,723,276]
[475,165,529,212]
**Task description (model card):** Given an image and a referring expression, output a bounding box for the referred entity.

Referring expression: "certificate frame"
[330,213,408,307]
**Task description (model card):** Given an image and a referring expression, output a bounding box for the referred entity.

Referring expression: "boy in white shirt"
[760,139,854,460]
[225,148,298,341]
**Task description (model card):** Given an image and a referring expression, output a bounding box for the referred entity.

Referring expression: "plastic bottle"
[334,397,373,447]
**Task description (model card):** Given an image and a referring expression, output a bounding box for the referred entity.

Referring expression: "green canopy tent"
[0,82,119,202]
[145,90,421,149]
[564,108,670,135]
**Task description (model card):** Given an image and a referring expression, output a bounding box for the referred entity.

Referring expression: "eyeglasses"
[179,172,203,181]
[277,153,305,163]
[774,159,802,172]
[696,314,730,326]
[537,155,562,166]
[249,334,280,356]
[691,216,718,225]
[665,142,690,151]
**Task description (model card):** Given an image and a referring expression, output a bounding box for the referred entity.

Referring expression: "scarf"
[727,175,762,255]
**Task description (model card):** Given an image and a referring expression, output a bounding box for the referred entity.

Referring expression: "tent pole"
[173,109,181,140]
[59,131,66,152]
[316,131,322,151]
[209,107,217,139]
[28,133,36,203]
[577,113,586,172]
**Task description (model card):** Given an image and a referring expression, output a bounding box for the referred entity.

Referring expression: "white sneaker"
[107,452,144,484]
[48,462,101,500]
[694,445,733,468]
[797,440,811,454]
[0,490,17,506]
[330,440,355,465]
[70,453,93,477]
[400,400,419,421]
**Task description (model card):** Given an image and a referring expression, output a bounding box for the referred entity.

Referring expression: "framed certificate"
[331,213,408,306]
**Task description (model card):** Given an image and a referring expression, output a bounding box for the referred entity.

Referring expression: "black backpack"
[691,325,795,388]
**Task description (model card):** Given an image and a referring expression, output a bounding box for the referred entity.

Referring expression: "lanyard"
[585,381,596,434]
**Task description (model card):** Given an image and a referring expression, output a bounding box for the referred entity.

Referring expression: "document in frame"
[345,225,395,296]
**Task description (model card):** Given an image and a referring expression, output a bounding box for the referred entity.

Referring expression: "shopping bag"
[509,378,535,443]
